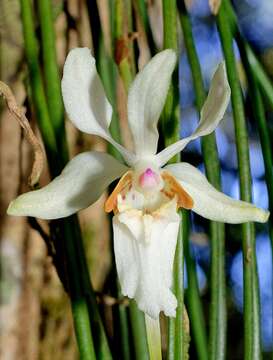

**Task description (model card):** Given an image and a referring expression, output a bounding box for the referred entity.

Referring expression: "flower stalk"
[145,315,162,360]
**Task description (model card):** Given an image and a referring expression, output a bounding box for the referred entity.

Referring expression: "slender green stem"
[135,0,157,53]
[62,218,96,360]
[117,295,131,360]
[224,0,273,110]
[238,41,273,339]
[245,45,273,110]
[174,216,185,360]
[37,0,68,164]
[254,96,273,217]
[48,217,98,360]
[162,0,179,150]
[20,0,59,177]
[124,0,136,75]
[114,0,123,42]
[145,315,162,360]
[162,1,189,359]
[114,0,134,89]
[224,3,273,342]
[208,222,226,360]
[168,212,187,360]
[118,61,134,92]
[69,216,112,360]
[129,301,149,360]
[71,299,96,359]
[174,211,190,360]
[183,223,208,360]
[87,0,101,57]
[235,31,273,218]
[178,2,225,359]
[162,0,177,53]
[217,5,261,359]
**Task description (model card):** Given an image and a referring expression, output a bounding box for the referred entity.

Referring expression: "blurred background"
[0,0,272,359]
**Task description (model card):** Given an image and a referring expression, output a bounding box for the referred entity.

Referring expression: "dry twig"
[0,81,44,187]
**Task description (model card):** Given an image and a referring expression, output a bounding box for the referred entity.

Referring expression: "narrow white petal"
[128,50,176,157]
[165,162,270,223]
[8,152,128,219]
[62,47,135,165]
[156,62,231,166]
[113,201,180,319]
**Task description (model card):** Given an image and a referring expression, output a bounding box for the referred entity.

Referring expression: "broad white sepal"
[61,47,135,165]
[113,199,180,319]
[62,48,113,138]
[7,151,128,219]
[166,162,270,224]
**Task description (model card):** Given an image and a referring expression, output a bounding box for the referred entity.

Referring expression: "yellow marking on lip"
[104,171,133,213]
[161,171,194,210]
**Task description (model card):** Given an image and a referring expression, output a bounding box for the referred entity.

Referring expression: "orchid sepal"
[7,151,128,219]
[165,162,269,224]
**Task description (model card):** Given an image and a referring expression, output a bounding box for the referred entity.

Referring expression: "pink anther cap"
[138,168,160,189]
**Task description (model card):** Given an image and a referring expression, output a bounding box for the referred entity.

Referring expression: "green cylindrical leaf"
[217,4,262,359]
[37,0,68,165]
[178,2,225,359]
[162,1,189,359]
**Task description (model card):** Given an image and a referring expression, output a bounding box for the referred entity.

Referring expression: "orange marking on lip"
[161,189,173,198]
[104,171,133,213]
[161,171,194,210]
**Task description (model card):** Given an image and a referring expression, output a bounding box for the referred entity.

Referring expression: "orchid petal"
[156,62,231,166]
[61,47,135,165]
[113,200,180,319]
[165,162,269,223]
[62,47,112,137]
[8,152,128,219]
[128,50,176,157]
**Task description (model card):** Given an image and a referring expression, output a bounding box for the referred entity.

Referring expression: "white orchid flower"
[8,48,269,319]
